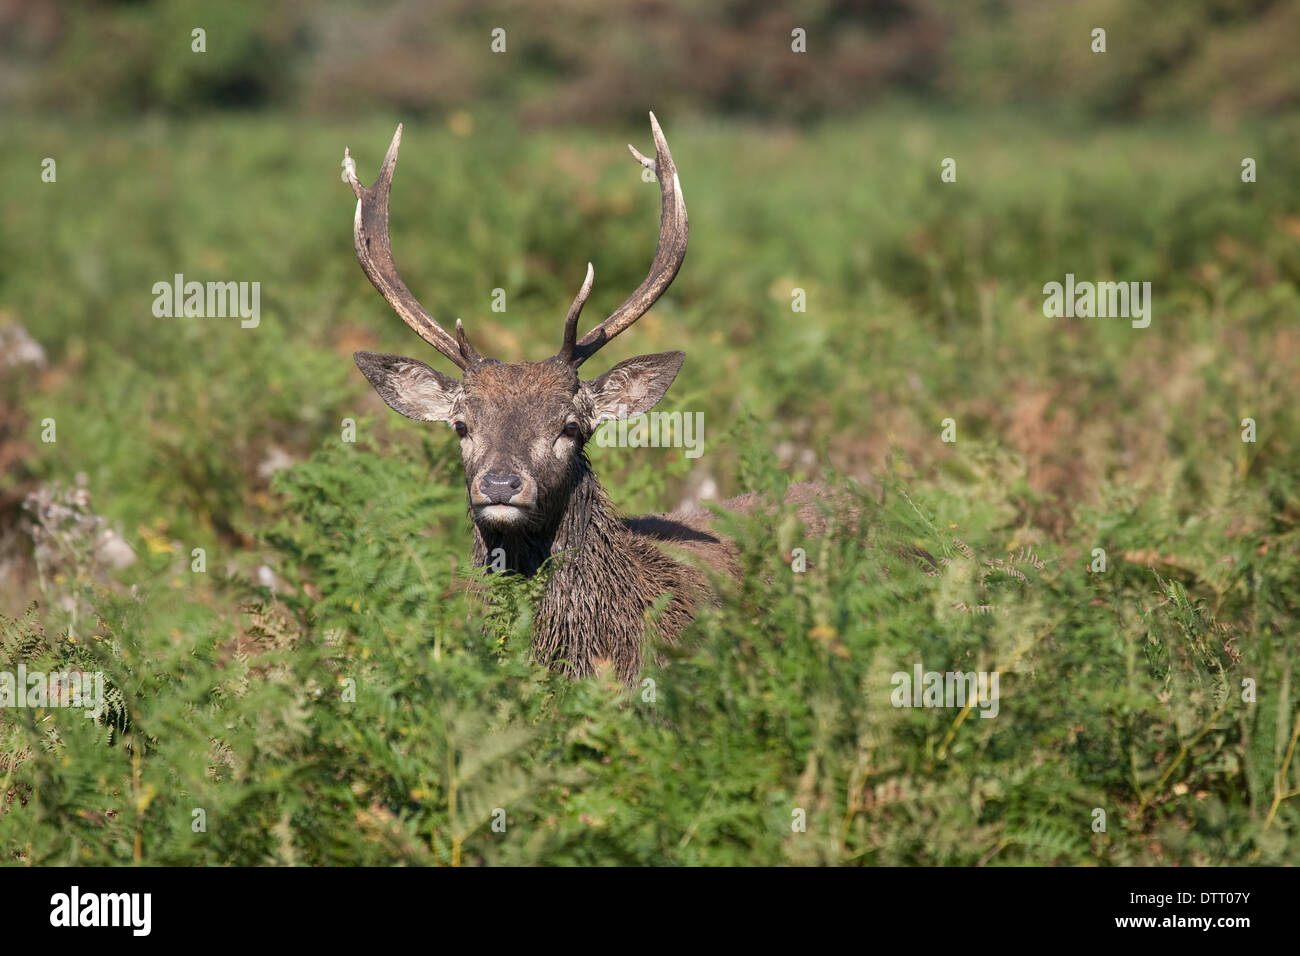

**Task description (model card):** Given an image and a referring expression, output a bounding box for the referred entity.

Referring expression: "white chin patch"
[478,504,526,526]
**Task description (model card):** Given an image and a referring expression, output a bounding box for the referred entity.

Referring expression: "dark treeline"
[2,0,1296,122]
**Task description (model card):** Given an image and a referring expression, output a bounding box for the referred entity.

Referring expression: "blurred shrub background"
[0,1,1298,865]
[3,0,1298,122]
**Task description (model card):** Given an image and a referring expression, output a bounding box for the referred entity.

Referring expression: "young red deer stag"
[343,114,789,683]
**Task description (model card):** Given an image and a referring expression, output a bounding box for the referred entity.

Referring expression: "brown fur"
[459,360,718,683]
[345,116,819,683]
[358,349,851,683]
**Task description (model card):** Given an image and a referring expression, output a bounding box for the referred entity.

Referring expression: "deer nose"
[479,472,523,505]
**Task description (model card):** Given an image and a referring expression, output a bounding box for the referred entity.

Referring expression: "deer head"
[343,114,689,539]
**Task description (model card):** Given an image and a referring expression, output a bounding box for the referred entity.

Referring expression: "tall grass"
[1,109,1297,863]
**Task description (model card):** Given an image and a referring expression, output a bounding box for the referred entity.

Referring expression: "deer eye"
[562,421,580,438]
[453,421,468,438]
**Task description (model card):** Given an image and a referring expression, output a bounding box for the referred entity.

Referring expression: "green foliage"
[2,108,1298,864]
[3,436,1298,863]
[9,1,1298,122]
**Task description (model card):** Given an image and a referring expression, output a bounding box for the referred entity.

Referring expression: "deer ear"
[585,351,685,423]
[354,351,460,422]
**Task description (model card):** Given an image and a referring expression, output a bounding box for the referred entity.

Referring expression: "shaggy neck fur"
[471,455,704,682]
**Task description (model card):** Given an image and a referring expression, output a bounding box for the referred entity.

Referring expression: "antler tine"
[567,112,689,367]
[343,125,472,371]
[559,262,595,364]
[454,318,481,365]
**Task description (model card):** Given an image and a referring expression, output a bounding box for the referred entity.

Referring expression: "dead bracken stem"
[132,744,143,863]
[1261,707,1300,831]
[935,614,1064,761]
[1135,699,1228,817]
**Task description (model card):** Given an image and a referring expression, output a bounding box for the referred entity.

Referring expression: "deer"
[342,114,838,684]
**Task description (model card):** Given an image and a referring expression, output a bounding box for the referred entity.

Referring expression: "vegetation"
[6,0,1299,122]
[1,99,1298,864]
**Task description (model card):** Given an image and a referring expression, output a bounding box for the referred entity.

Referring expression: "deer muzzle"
[478,472,523,505]
[470,470,537,526]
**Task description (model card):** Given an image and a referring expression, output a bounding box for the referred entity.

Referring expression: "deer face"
[342,113,688,533]
[354,351,684,532]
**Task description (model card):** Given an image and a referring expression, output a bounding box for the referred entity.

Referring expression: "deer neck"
[472,457,700,682]
[471,457,626,578]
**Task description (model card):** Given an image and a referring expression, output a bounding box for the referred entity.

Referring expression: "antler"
[562,112,689,368]
[342,125,477,371]
[558,261,595,365]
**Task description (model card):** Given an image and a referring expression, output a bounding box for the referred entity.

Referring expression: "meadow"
[1,107,1298,864]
